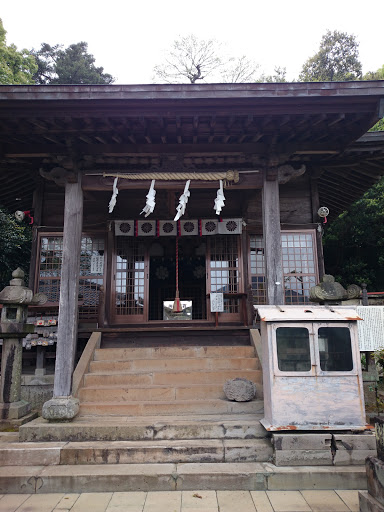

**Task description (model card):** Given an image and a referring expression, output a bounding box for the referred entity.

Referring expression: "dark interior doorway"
[148,237,206,320]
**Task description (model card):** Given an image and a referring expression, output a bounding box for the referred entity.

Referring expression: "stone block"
[367,457,384,506]
[0,400,30,420]
[334,449,376,465]
[224,439,273,463]
[335,433,377,451]
[36,464,176,493]
[272,433,332,451]
[266,465,367,490]
[0,442,64,466]
[359,490,384,512]
[274,449,332,466]
[42,397,79,421]
[176,462,267,490]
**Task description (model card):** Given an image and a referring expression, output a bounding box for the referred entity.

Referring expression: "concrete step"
[94,345,256,361]
[78,384,228,402]
[0,439,273,465]
[79,398,264,416]
[84,369,262,387]
[0,462,368,493]
[20,414,267,442]
[90,356,259,373]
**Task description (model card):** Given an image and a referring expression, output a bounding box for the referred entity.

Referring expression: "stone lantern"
[0,268,47,420]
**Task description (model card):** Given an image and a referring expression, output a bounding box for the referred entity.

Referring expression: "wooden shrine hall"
[0,81,384,422]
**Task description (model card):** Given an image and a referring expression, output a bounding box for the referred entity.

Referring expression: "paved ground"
[0,490,360,511]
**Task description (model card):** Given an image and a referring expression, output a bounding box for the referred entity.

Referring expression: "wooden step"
[78,384,228,402]
[94,345,256,361]
[90,357,259,373]
[79,399,264,416]
[84,369,262,387]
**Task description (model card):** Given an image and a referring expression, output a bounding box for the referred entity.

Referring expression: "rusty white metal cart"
[257,305,367,431]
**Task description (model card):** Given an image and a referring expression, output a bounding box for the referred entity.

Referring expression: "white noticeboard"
[210,293,224,313]
[90,254,104,275]
[357,306,384,351]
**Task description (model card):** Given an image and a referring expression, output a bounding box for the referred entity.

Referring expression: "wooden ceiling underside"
[0,83,383,218]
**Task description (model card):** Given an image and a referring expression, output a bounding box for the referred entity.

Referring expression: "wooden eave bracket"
[39,167,79,186]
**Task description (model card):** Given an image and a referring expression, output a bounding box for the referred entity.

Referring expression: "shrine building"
[0,81,384,426]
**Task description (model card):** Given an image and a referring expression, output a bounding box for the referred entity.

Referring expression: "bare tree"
[221,55,260,83]
[153,35,223,84]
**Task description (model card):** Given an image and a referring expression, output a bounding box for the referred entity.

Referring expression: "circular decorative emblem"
[205,221,216,232]
[193,265,206,279]
[119,222,131,233]
[141,222,153,233]
[226,220,237,232]
[183,221,195,233]
[156,266,169,280]
[162,222,175,234]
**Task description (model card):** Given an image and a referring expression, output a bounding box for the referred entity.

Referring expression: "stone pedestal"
[42,396,80,421]
[0,336,30,419]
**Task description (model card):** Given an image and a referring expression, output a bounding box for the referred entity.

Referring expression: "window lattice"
[38,235,105,319]
[210,236,239,313]
[115,238,145,316]
[249,232,318,305]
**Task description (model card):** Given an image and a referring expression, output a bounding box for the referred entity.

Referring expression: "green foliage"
[364,64,384,81]
[257,66,287,83]
[323,176,384,290]
[31,42,114,85]
[0,18,37,84]
[0,208,32,290]
[364,65,384,131]
[299,30,362,82]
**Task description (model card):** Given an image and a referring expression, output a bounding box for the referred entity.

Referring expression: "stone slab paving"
[0,490,361,511]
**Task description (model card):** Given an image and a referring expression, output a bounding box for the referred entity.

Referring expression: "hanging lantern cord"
[173,236,182,313]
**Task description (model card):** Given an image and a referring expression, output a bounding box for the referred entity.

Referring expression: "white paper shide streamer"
[174,180,191,221]
[108,178,119,213]
[140,180,156,217]
[214,180,225,215]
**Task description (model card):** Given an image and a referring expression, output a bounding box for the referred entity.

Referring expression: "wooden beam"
[262,171,285,305]
[53,174,83,397]
[2,141,344,158]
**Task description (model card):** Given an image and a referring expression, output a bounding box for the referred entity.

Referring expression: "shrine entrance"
[148,237,206,321]
[111,234,243,325]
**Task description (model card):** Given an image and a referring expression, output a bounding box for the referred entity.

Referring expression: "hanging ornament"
[174,180,191,221]
[108,178,119,213]
[172,237,182,313]
[140,180,156,217]
[317,206,329,224]
[213,180,226,215]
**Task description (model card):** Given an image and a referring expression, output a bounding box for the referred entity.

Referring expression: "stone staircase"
[0,340,371,493]
[77,345,263,416]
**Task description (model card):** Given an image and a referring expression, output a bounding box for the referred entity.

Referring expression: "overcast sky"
[1,0,383,84]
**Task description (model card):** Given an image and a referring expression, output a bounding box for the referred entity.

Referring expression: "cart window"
[318,327,353,371]
[276,327,311,371]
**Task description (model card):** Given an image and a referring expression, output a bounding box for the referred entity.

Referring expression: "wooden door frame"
[206,234,243,323]
[110,236,149,324]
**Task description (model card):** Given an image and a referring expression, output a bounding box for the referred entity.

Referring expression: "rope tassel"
[173,236,182,313]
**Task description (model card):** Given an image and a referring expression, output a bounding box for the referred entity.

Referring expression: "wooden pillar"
[53,176,83,397]
[42,174,83,421]
[262,170,285,305]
